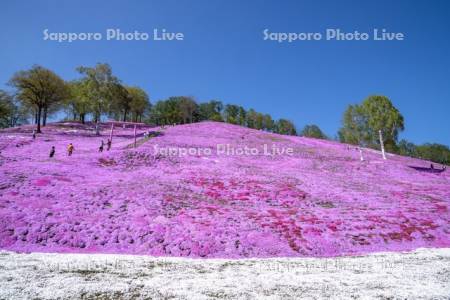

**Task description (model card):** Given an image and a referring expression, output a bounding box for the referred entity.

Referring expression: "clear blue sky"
[1,0,449,145]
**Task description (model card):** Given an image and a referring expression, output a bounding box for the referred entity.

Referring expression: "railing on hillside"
[104,120,155,148]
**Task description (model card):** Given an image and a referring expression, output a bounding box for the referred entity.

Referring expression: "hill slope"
[0,121,449,258]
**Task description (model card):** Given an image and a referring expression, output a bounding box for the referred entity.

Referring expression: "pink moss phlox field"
[0,121,449,258]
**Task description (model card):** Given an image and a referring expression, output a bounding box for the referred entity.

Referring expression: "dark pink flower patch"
[53,176,72,183]
[34,178,51,187]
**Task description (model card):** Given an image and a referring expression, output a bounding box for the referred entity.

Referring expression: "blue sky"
[1,0,449,145]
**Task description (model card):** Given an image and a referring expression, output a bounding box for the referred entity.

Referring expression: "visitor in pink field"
[67,143,74,156]
[49,146,55,158]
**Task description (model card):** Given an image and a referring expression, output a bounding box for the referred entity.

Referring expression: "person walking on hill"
[99,140,104,152]
[32,129,36,140]
[67,143,74,156]
[49,146,55,158]
[106,139,112,151]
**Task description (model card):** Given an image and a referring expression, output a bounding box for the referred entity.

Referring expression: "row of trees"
[397,141,450,165]
[70,64,150,124]
[149,97,297,135]
[1,63,298,135]
[0,64,150,133]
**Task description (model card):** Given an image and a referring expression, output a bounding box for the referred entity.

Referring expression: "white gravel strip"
[0,248,449,299]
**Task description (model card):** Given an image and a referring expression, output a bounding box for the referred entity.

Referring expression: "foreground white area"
[0,248,449,299]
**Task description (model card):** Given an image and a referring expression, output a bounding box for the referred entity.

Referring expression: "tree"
[339,95,404,151]
[76,63,119,123]
[224,104,239,124]
[397,139,418,157]
[262,114,274,131]
[338,104,368,145]
[0,90,27,128]
[110,83,131,121]
[396,140,450,165]
[149,101,168,125]
[177,96,197,124]
[127,86,150,122]
[301,124,327,139]
[150,97,182,125]
[416,143,450,165]
[275,119,297,135]
[198,100,223,121]
[255,113,264,130]
[66,80,91,123]
[9,65,68,133]
[42,99,63,126]
[0,90,13,128]
[246,109,258,128]
[237,106,247,126]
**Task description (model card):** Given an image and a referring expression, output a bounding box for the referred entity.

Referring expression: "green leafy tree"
[416,143,450,165]
[246,109,258,128]
[9,65,68,133]
[66,80,92,123]
[338,104,371,146]
[224,104,239,124]
[339,95,404,151]
[76,63,119,122]
[209,113,224,122]
[0,90,27,128]
[262,114,275,131]
[255,113,264,130]
[177,96,198,124]
[127,86,150,122]
[198,100,223,121]
[110,83,132,121]
[301,124,327,139]
[237,106,247,126]
[397,139,418,157]
[396,140,449,165]
[150,97,184,125]
[149,101,167,125]
[0,90,13,128]
[275,119,297,135]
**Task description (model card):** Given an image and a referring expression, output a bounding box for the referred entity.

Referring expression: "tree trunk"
[36,106,42,133]
[34,110,38,125]
[379,130,387,160]
[43,107,47,126]
[80,114,85,124]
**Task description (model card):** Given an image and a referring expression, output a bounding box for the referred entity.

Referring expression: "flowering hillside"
[0,121,448,258]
